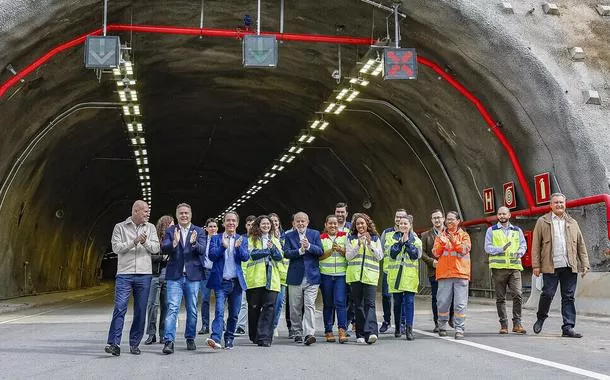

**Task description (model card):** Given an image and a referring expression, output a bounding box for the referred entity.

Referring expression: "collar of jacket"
[541,211,574,225]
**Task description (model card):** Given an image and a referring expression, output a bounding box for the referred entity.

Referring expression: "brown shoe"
[325,332,336,343]
[499,326,509,334]
[338,328,349,344]
[512,324,527,334]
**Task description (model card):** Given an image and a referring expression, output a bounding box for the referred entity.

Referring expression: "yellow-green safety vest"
[382,229,399,274]
[319,234,348,275]
[244,236,283,292]
[489,227,523,271]
[345,236,382,286]
[386,235,422,293]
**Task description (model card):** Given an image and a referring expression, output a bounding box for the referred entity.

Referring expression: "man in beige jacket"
[532,193,590,338]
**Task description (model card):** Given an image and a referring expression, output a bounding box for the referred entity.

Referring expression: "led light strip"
[215,55,382,220]
[114,56,153,208]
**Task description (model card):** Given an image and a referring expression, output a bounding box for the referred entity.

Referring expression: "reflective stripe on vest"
[245,236,282,291]
[319,235,347,275]
[489,228,523,271]
[345,238,380,286]
[387,236,422,293]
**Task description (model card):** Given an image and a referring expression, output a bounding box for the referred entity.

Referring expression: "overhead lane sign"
[84,36,120,69]
[383,48,417,80]
[243,35,278,67]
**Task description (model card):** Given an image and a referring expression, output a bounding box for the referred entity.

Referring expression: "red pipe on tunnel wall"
[461,194,610,240]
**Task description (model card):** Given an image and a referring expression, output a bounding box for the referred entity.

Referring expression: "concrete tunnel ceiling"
[0,0,609,298]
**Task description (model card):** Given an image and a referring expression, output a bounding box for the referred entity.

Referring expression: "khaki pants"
[288,283,319,337]
[492,268,522,326]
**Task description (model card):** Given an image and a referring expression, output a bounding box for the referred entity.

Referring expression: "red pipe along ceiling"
[1,24,608,238]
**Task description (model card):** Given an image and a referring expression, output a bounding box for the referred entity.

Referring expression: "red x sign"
[384,48,417,80]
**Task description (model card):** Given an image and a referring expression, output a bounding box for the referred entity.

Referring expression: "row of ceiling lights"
[112,58,153,208]
[215,56,384,220]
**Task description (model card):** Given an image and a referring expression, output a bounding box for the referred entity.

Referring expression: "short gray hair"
[550,193,566,201]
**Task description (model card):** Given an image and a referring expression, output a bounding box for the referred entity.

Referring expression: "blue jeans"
[393,291,415,327]
[211,278,243,344]
[107,274,152,347]
[320,274,348,332]
[537,267,578,332]
[273,285,286,328]
[164,276,200,342]
[200,268,212,329]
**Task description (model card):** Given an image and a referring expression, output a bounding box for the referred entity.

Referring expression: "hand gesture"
[433,259,438,268]
[460,243,469,256]
[190,230,197,244]
[267,239,273,249]
[222,234,230,248]
[533,268,540,277]
[235,236,243,248]
[301,238,310,250]
[438,234,450,246]
[502,241,512,252]
[401,232,409,242]
[173,228,180,248]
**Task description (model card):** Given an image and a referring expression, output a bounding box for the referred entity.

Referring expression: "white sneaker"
[274,328,279,337]
[367,334,377,344]
[356,337,366,344]
[206,338,222,350]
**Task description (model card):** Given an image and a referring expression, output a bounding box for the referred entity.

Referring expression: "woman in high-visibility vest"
[319,214,349,343]
[245,215,284,347]
[432,211,471,340]
[345,213,384,344]
[388,216,422,341]
[269,212,288,336]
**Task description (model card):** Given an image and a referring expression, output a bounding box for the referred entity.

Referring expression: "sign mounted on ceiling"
[383,48,417,80]
[534,172,552,205]
[84,36,120,69]
[243,35,278,68]
[483,187,495,214]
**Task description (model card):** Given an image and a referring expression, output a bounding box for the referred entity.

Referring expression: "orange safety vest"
[432,228,471,280]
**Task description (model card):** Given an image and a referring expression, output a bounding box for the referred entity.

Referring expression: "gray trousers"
[236,290,248,330]
[288,283,319,337]
[492,268,523,326]
[437,278,468,333]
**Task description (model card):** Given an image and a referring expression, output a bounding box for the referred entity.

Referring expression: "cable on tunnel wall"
[0,102,123,214]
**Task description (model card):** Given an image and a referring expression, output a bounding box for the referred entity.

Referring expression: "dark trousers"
[285,286,292,330]
[393,292,415,328]
[145,275,167,336]
[107,274,152,347]
[247,287,278,345]
[381,272,392,323]
[537,267,578,332]
[492,268,523,325]
[351,282,379,339]
[430,276,453,324]
[346,283,355,324]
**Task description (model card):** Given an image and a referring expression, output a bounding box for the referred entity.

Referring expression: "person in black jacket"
[144,215,173,345]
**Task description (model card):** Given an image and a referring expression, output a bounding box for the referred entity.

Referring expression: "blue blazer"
[283,228,323,285]
[162,224,206,281]
[207,233,249,290]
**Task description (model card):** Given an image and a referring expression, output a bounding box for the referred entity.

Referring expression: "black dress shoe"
[198,327,210,335]
[129,346,141,355]
[294,335,303,343]
[257,342,271,347]
[304,335,316,346]
[162,341,174,354]
[159,338,165,345]
[144,335,156,345]
[533,319,544,334]
[562,329,583,338]
[186,339,197,350]
[104,344,120,356]
[235,327,246,336]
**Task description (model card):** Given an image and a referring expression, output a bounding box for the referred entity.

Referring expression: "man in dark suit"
[205,212,249,350]
[283,212,323,346]
[161,203,206,354]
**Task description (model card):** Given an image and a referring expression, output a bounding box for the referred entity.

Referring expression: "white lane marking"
[0,292,111,325]
[414,328,610,380]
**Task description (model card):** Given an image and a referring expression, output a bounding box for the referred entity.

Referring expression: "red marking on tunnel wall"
[2,24,608,239]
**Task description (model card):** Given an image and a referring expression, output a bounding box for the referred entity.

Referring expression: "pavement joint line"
[413,328,610,380]
[0,292,112,325]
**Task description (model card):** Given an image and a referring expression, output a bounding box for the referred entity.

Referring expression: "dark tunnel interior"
[1,0,608,299]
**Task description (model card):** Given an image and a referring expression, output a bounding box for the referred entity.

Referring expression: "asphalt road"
[0,290,609,380]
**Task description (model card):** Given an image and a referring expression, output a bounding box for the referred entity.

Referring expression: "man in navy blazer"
[161,203,206,354]
[283,211,323,346]
[205,212,249,350]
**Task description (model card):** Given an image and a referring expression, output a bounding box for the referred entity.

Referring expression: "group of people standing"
[104,192,590,356]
